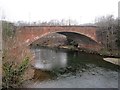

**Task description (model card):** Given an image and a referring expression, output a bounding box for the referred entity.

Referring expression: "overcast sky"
[0,0,119,24]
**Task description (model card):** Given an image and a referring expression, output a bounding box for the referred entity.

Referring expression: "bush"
[2,57,29,89]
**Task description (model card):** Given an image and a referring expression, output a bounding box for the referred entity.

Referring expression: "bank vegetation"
[2,21,32,89]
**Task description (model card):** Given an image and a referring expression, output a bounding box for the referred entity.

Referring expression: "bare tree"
[95,15,118,51]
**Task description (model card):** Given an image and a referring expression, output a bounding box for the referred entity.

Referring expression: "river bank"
[60,46,120,58]
[103,58,120,66]
[31,44,120,58]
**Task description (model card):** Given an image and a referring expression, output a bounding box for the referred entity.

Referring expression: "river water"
[25,47,119,88]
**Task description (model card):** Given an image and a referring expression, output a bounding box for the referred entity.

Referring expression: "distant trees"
[14,19,79,26]
[116,19,120,50]
[95,15,119,51]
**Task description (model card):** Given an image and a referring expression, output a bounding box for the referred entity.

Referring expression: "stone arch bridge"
[16,26,102,51]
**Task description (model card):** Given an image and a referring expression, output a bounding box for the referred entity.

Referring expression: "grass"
[99,49,120,57]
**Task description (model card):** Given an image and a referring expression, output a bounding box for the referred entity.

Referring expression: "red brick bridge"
[16,26,102,51]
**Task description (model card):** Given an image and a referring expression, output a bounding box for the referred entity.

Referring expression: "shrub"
[2,57,29,89]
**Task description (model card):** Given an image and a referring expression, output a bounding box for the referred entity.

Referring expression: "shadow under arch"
[29,31,102,51]
[29,30,100,45]
[56,31,99,45]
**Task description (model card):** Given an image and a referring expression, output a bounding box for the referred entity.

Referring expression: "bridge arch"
[29,31,101,51]
[28,30,98,46]
[16,26,102,51]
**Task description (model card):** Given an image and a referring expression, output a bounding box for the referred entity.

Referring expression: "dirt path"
[103,58,120,66]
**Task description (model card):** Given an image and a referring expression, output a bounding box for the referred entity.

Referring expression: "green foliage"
[2,57,29,89]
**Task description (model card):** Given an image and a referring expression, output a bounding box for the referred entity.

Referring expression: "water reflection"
[31,47,119,71]
[28,47,119,88]
[32,48,67,70]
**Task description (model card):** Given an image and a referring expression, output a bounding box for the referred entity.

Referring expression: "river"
[25,47,119,88]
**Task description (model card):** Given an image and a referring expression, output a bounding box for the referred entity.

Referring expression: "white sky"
[0,0,119,24]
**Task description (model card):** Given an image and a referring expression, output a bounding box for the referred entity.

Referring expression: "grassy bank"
[99,49,120,58]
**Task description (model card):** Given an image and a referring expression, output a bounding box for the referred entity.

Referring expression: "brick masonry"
[16,26,100,46]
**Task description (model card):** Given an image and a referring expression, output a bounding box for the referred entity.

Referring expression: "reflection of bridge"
[16,26,102,51]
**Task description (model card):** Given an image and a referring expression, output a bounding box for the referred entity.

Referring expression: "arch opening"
[29,31,102,51]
